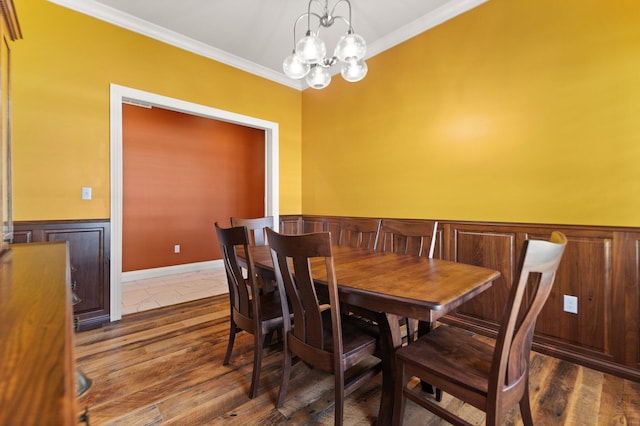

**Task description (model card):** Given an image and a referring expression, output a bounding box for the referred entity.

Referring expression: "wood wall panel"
[45,228,107,316]
[289,215,640,381]
[302,216,329,233]
[450,227,517,325]
[535,232,613,360]
[279,216,302,235]
[618,232,640,369]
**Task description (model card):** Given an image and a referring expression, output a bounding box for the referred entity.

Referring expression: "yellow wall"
[10,0,640,227]
[11,0,302,220]
[301,0,640,227]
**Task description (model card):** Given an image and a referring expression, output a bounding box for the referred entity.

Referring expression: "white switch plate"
[81,187,92,200]
[174,244,180,254]
[563,295,578,314]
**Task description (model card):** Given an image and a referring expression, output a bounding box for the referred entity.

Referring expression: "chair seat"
[324,312,379,356]
[396,325,492,396]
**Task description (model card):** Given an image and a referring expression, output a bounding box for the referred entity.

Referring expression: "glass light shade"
[295,33,326,65]
[306,66,331,89]
[341,59,368,82]
[334,33,366,62]
[283,52,310,79]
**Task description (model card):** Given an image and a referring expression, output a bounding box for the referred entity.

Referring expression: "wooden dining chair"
[375,218,439,258]
[266,228,382,426]
[231,216,276,292]
[337,217,381,249]
[393,231,567,426]
[230,216,274,247]
[215,223,286,399]
[376,218,439,343]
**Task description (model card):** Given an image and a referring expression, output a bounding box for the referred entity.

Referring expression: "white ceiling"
[49,0,488,90]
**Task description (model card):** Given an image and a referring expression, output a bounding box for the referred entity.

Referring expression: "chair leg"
[249,331,263,399]
[223,320,237,365]
[334,370,345,426]
[392,361,406,426]
[519,382,534,426]
[264,330,273,347]
[276,342,292,408]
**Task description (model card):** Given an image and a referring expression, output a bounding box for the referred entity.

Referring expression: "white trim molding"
[121,260,224,283]
[110,83,279,321]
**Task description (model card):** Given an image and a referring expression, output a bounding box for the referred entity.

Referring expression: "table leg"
[417,320,441,401]
[376,312,403,426]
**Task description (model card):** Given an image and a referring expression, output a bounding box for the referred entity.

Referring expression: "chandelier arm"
[307,0,325,32]
[291,13,307,49]
[330,0,353,31]
[331,15,351,31]
[292,12,322,48]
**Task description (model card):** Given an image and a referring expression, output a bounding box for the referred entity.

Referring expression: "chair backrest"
[230,216,274,246]
[266,228,343,370]
[376,219,438,258]
[491,231,567,403]
[215,223,260,320]
[337,217,381,249]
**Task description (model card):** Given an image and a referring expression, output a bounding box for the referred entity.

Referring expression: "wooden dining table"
[246,244,501,425]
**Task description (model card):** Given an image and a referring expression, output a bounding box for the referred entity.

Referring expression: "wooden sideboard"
[280,214,640,381]
[13,220,111,331]
[0,242,78,425]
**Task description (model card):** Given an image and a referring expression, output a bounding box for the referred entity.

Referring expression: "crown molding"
[47,0,303,90]
[48,0,487,92]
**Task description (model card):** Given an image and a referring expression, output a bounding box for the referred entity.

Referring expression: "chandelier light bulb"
[334,33,366,63]
[306,65,332,89]
[283,52,310,79]
[341,59,368,82]
[283,0,367,88]
[296,33,326,65]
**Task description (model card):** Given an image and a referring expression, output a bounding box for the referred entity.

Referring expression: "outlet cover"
[81,187,92,200]
[563,295,578,314]
[174,244,180,254]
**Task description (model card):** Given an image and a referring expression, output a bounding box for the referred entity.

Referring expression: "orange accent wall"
[122,104,265,271]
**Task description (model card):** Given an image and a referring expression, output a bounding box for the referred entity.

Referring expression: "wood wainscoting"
[280,215,640,382]
[13,220,111,331]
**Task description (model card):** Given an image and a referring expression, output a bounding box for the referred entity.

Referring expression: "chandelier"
[282,0,367,89]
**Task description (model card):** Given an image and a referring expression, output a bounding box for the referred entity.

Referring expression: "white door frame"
[109,83,279,321]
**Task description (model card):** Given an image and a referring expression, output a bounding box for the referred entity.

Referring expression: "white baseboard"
[122,259,224,283]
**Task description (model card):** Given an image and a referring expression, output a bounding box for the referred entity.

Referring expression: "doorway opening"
[110,84,279,321]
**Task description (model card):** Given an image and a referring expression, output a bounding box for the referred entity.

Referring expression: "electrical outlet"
[81,187,92,200]
[563,295,578,314]
[174,244,180,254]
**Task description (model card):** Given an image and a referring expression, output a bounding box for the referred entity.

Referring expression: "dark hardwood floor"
[75,295,640,425]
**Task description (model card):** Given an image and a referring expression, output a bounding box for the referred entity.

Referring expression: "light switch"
[81,187,92,200]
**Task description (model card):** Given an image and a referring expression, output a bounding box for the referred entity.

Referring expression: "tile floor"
[122,265,229,315]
